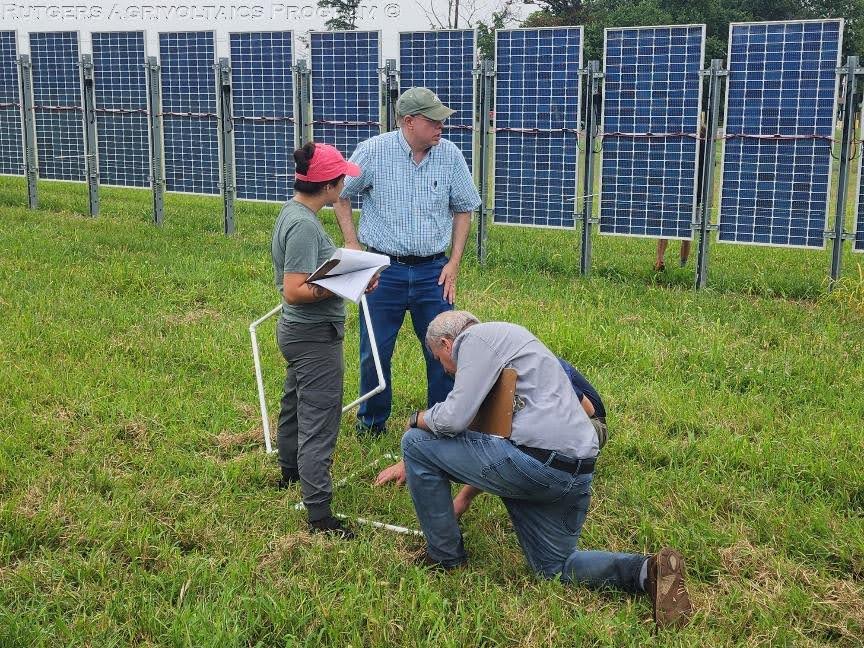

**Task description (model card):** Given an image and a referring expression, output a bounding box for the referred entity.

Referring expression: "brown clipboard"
[469,367,518,438]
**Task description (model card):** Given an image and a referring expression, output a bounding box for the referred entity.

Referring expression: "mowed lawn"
[1,176,862,647]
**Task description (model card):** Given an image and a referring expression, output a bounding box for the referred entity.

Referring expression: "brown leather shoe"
[646,548,692,628]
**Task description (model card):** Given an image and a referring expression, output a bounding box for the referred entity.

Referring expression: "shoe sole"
[653,548,693,629]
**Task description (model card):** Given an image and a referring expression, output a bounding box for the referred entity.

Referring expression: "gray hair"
[425,310,480,350]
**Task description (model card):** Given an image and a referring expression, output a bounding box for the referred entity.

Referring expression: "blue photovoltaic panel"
[159,31,219,195]
[311,31,380,160]
[230,31,294,202]
[718,20,842,248]
[29,31,84,181]
[0,31,23,175]
[856,129,864,252]
[92,31,150,188]
[600,25,705,239]
[494,27,582,228]
[400,30,475,172]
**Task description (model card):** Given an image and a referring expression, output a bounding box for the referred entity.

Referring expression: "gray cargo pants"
[276,318,345,522]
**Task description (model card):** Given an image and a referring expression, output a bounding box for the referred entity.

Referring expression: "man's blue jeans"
[358,257,454,428]
[401,428,647,591]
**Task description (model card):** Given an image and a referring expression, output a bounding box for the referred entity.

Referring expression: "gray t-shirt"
[271,200,345,324]
[425,322,599,459]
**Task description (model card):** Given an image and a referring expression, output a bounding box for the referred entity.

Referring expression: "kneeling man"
[375,311,692,629]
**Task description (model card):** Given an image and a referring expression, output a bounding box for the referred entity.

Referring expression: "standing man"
[334,87,481,435]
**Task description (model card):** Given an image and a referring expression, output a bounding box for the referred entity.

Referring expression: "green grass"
[1,176,862,647]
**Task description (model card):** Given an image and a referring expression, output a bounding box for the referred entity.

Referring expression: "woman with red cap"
[270,142,365,539]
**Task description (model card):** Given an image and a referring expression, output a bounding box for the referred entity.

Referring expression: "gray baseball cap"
[396,87,455,121]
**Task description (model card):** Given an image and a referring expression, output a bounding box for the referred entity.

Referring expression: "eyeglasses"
[413,114,444,129]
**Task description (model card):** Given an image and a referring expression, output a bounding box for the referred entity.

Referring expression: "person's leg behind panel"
[408,257,454,407]
[358,263,410,433]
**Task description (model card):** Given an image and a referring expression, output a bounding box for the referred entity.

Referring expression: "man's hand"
[365,276,379,293]
[452,492,473,519]
[345,240,362,251]
[452,485,482,519]
[374,460,406,486]
[438,260,460,304]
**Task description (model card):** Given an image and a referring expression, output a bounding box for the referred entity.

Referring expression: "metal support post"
[383,59,399,132]
[146,56,165,226]
[81,54,100,217]
[218,58,236,235]
[694,59,726,290]
[293,60,312,146]
[829,55,860,288]
[579,60,601,277]
[476,59,494,265]
[18,55,38,209]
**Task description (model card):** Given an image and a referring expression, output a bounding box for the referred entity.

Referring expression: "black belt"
[516,445,595,475]
[368,247,445,266]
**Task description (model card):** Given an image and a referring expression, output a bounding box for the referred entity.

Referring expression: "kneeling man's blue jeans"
[401,428,646,591]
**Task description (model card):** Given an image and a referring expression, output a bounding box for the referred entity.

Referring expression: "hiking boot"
[308,515,355,540]
[413,550,466,572]
[355,420,387,437]
[646,548,692,629]
[276,468,299,489]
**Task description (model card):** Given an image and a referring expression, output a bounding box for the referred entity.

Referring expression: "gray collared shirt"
[425,322,599,459]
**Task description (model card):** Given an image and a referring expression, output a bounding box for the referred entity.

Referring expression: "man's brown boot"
[646,548,693,629]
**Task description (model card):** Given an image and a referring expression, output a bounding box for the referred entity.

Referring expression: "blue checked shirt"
[340,130,481,256]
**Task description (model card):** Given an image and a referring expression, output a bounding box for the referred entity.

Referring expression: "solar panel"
[230,31,294,202]
[92,31,150,188]
[29,31,85,181]
[855,117,864,253]
[600,25,705,239]
[310,31,380,160]
[0,31,23,176]
[493,27,582,228]
[159,31,219,195]
[718,20,842,248]
[399,30,476,172]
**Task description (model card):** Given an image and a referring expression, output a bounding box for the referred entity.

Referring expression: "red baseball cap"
[295,143,361,182]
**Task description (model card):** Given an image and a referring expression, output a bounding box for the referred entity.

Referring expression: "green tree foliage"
[318,0,362,30]
[522,0,863,63]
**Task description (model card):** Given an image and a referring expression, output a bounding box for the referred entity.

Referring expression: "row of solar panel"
[0,29,476,203]
[0,24,862,252]
[492,20,862,252]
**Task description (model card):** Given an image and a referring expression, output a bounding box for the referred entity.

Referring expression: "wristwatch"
[409,410,420,429]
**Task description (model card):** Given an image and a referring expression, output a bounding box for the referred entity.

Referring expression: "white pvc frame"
[292,453,423,536]
[249,293,386,454]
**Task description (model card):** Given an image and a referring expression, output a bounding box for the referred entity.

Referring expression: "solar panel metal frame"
[158,30,221,196]
[717,18,843,250]
[309,29,382,160]
[852,96,864,253]
[90,30,151,189]
[493,26,584,230]
[599,24,706,241]
[28,30,86,183]
[229,30,296,204]
[0,30,24,177]
[398,29,477,174]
